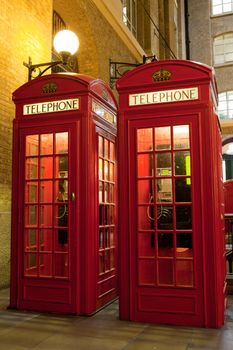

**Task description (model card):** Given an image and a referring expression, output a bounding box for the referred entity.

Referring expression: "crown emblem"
[152,69,171,82]
[42,82,57,93]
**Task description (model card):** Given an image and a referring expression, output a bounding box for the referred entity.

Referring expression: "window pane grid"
[214,33,233,65]
[98,136,116,275]
[24,132,69,279]
[136,125,193,288]
[218,90,233,119]
[212,0,233,15]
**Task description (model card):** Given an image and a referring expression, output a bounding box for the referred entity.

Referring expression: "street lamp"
[24,29,79,81]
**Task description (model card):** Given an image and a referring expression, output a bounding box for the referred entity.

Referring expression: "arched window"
[212,0,233,15]
[213,33,233,65]
[52,11,78,73]
[218,91,233,119]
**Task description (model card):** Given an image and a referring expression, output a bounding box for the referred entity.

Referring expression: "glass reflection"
[137,153,153,177]
[156,179,172,203]
[173,125,189,149]
[175,178,191,202]
[55,132,68,154]
[137,128,153,151]
[156,153,171,176]
[26,135,39,156]
[176,206,192,229]
[155,126,171,150]
[40,134,53,155]
[176,232,193,257]
[158,232,173,256]
[157,206,173,230]
[174,151,190,176]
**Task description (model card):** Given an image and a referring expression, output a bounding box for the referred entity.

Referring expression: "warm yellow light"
[53,30,79,55]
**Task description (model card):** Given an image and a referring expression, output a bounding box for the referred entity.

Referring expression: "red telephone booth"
[10,73,118,314]
[116,60,226,327]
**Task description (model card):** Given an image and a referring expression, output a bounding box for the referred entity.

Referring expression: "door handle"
[70,192,75,201]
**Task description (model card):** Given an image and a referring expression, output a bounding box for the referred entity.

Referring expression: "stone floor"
[0,288,233,350]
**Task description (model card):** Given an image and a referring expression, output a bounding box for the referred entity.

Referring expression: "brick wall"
[0,0,52,289]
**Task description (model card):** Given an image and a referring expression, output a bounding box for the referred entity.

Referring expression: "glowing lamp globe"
[53,30,79,55]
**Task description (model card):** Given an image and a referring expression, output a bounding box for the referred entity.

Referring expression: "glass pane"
[26,135,39,156]
[109,205,115,224]
[138,259,156,285]
[137,128,153,151]
[40,181,53,202]
[104,139,109,158]
[105,250,110,271]
[138,206,154,230]
[54,254,68,278]
[156,179,172,203]
[109,142,115,160]
[26,158,38,179]
[156,153,171,176]
[138,232,155,257]
[155,127,171,150]
[175,178,191,202]
[104,160,109,180]
[25,253,37,276]
[99,251,104,274]
[55,229,68,249]
[55,179,68,202]
[98,136,103,157]
[157,206,173,230]
[110,250,115,269]
[39,254,52,277]
[25,229,37,251]
[40,134,53,155]
[104,183,109,202]
[40,157,53,178]
[99,182,104,203]
[173,125,190,149]
[110,228,114,246]
[176,260,193,287]
[25,182,38,203]
[137,153,153,177]
[174,151,190,176]
[176,206,192,229]
[158,233,173,257]
[99,204,104,225]
[176,232,193,257]
[99,229,104,248]
[25,205,37,226]
[40,229,53,252]
[55,132,68,154]
[109,163,114,181]
[105,228,109,247]
[55,156,68,178]
[40,205,53,227]
[138,179,153,203]
[158,260,174,285]
[55,205,68,227]
[109,184,114,203]
[99,159,103,180]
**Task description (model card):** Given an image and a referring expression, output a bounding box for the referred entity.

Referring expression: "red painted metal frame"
[116,60,226,328]
[11,74,118,315]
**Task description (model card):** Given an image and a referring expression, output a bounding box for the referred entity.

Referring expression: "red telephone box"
[116,60,226,327]
[10,73,118,314]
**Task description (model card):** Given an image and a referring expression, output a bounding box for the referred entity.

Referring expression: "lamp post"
[24,29,79,81]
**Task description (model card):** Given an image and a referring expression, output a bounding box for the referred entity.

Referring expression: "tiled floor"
[0,288,233,350]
